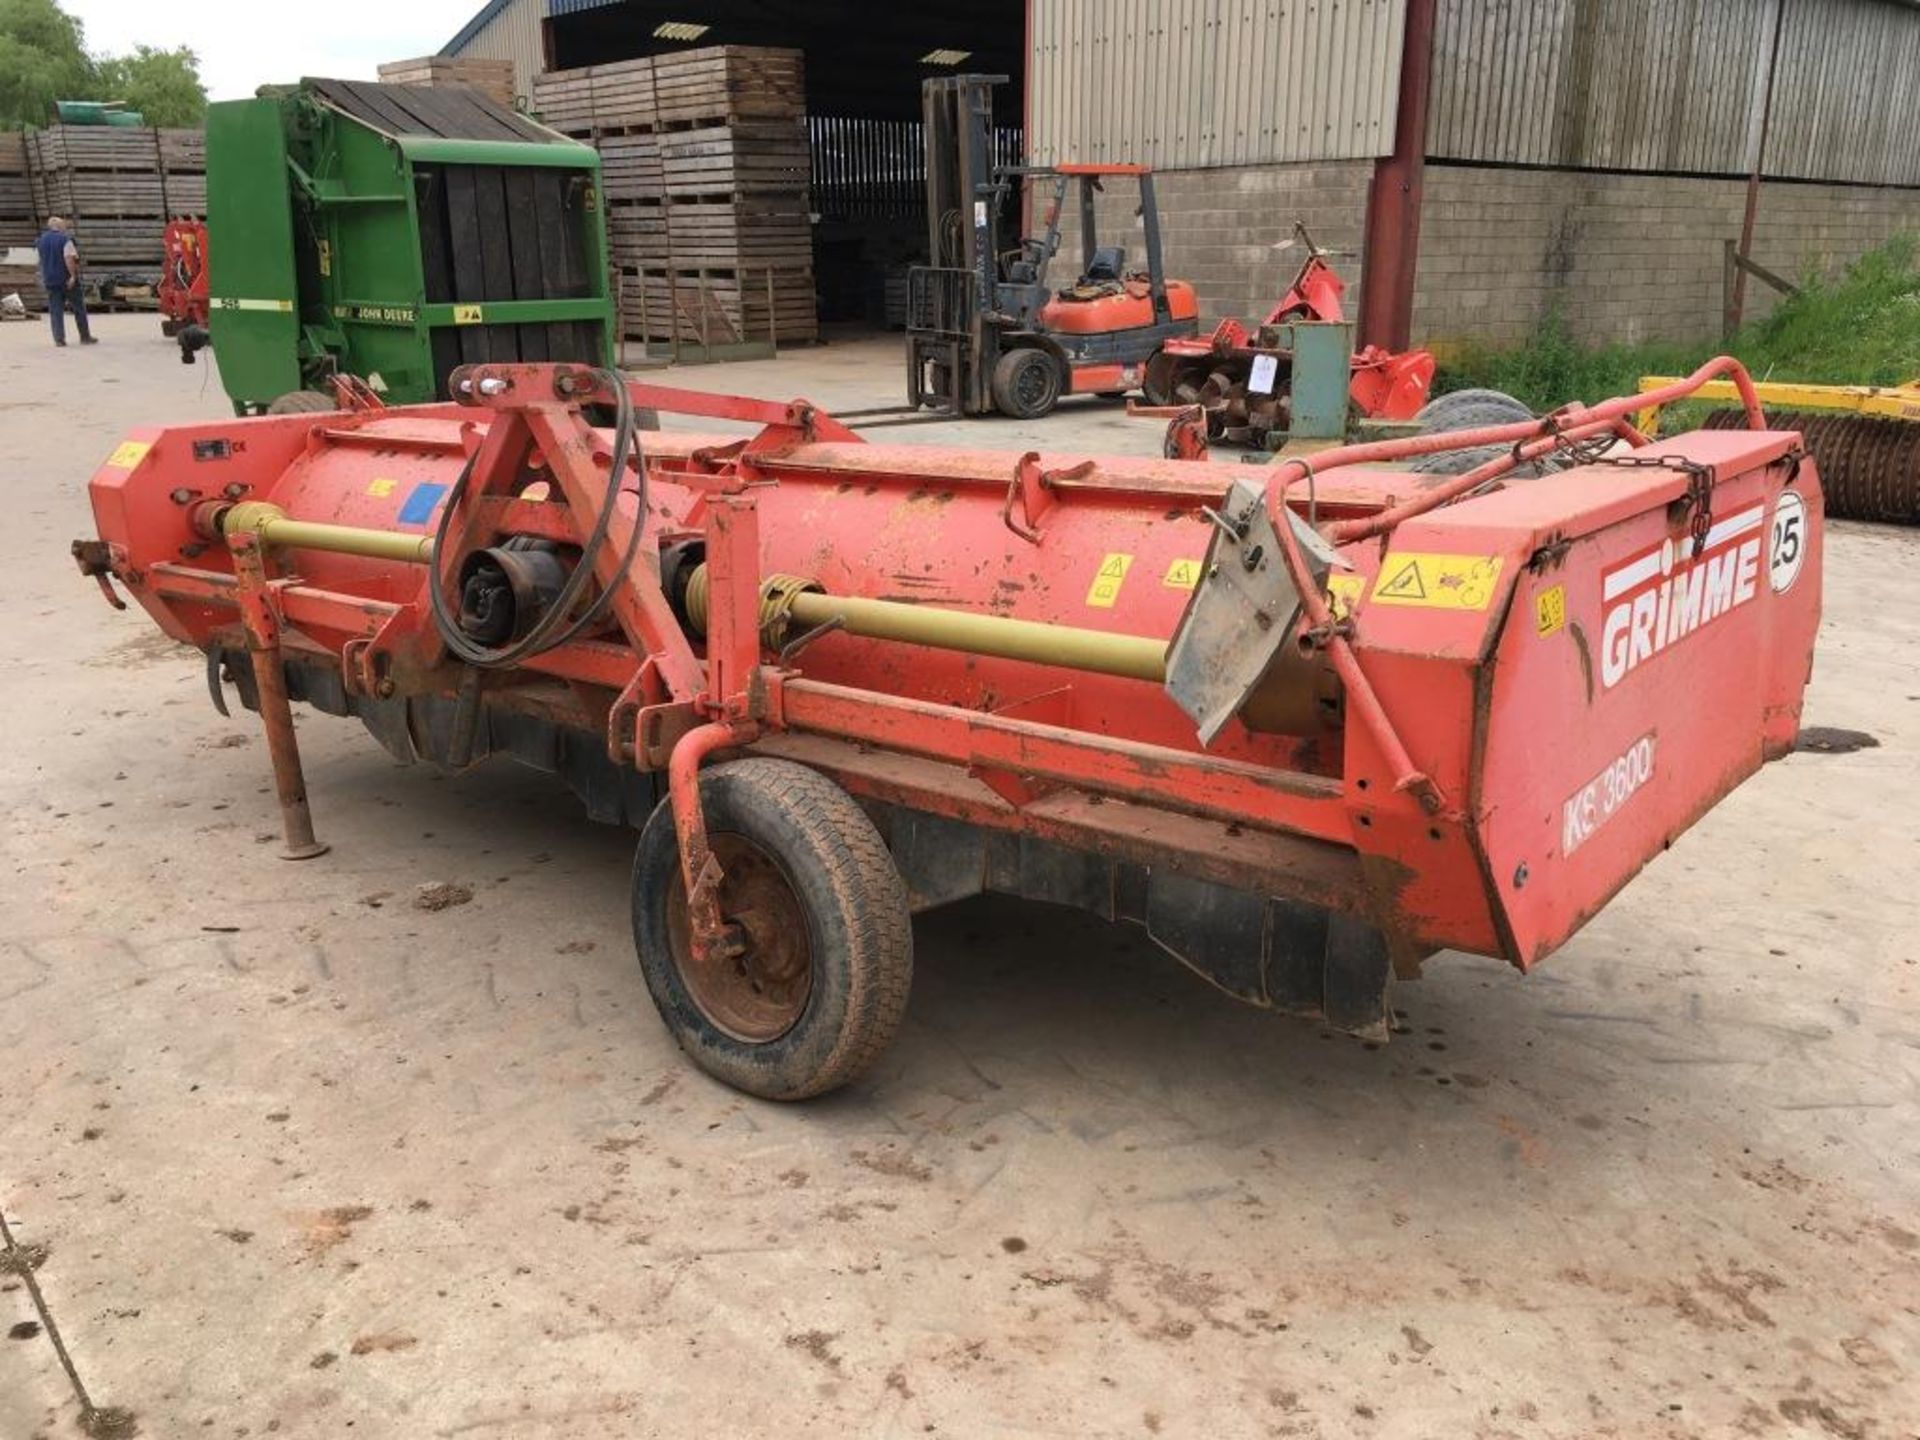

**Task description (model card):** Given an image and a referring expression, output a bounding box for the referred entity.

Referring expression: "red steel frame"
[82,356,1807,979]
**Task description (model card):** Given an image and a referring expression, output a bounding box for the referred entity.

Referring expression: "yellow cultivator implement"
[1639,377,1920,523]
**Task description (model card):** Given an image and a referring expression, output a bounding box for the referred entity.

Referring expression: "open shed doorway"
[544,0,1026,338]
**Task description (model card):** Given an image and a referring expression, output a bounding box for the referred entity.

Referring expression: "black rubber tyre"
[990,347,1063,419]
[631,758,913,1100]
[1423,400,1541,434]
[1415,387,1532,426]
[159,317,180,339]
[266,389,336,415]
[1409,444,1509,476]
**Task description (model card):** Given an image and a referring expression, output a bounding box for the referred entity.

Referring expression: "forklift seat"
[1082,246,1127,283]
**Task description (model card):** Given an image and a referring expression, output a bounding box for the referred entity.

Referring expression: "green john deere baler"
[205,78,613,413]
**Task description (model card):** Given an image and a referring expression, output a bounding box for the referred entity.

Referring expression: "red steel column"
[1358,0,1437,353]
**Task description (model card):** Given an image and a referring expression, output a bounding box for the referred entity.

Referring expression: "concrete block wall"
[1050,157,1919,354]
[1052,161,1374,327]
[1411,164,1920,351]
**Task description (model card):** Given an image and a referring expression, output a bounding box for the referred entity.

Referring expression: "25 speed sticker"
[1562,733,1657,857]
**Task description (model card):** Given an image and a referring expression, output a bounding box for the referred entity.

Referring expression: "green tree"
[94,45,206,128]
[0,0,91,128]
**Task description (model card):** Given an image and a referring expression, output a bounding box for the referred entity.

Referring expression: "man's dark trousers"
[47,283,93,346]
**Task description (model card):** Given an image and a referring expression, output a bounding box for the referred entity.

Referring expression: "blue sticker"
[397,481,449,526]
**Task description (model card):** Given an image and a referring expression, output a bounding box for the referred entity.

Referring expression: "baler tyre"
[266,389,336,415]
[631,758,913,1101]
[990,348,1063,419]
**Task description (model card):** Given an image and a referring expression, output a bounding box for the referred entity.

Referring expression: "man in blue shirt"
[36,216,97,347]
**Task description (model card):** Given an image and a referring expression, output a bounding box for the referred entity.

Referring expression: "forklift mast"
[917,74,1009,414]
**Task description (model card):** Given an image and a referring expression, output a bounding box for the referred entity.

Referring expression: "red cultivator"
[76,360,1820,1097]
[1144,226,1435,448]
[158,219,208,339]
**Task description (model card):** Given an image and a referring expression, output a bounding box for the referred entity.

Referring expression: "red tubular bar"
[667,720,756,963]
[1331,414,1639,545]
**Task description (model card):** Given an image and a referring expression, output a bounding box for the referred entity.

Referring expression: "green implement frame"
[206,78,613,413]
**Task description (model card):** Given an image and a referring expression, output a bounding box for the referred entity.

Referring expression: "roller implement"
[76,361,1821,1099]
[1638,375,1920,523]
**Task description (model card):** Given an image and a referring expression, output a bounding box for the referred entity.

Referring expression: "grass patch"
[1435,233,1920,413]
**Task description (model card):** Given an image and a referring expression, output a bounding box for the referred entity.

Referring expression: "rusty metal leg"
[666,720,748,964]
[230,535,330,861]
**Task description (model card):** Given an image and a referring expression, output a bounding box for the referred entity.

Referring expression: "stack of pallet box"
[24,124,205,269]
[377,56,519,109]
[0,133,34,246]
[0,132,38,305]
[533,46,815,352]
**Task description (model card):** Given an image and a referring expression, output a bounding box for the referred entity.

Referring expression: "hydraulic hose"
[426,370,649,669]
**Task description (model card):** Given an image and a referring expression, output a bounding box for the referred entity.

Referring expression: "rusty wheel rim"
[665,832,813,1043]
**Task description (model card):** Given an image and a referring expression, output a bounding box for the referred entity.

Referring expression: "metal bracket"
[1163,476,1339,745]
[999,452,1092,543]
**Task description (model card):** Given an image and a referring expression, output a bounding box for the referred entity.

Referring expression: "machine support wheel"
[990,348,1064,420]
[631,758,913,1100]
[266,389,336,415]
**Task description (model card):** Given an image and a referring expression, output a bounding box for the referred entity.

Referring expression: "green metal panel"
[206,99,304,409]
[1282,322,1355,441]
[317,109,436,400]
[398,136,600,168]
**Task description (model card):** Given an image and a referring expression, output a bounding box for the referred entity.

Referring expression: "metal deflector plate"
[1163,476,1338,744]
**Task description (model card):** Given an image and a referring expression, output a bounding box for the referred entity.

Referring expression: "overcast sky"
[65,0,486,101]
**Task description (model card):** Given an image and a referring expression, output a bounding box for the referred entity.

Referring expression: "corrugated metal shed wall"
[1027,0,1407,168]
[1427,0,1920,186]
[445,0,547,103]
[1767,0,1920,185]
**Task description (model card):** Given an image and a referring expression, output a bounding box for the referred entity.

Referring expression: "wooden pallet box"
[378,56,518,109]
[28,126,163,174]
[663,197,811,270]
[597,133,663,201]
[157,128,206,170]
[620,265,817,345]
[607,201,669,268]
[659,121,808,198]
[532,58,656,135]
[651,47,803,127]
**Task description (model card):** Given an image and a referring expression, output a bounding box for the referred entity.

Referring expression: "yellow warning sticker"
[1086,552,1135,608]
[1371,552,1504,611]
[453,304,484,325]
[1162,557,1203,590]
[367,477,398,498]
[1535,583,1566,637]
[1327,573,1366,621]
[104,440,150,469]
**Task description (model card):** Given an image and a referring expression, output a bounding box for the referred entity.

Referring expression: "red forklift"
[904,75,1199,419]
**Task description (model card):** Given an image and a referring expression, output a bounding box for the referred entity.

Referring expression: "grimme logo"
[1599,505,1764,689]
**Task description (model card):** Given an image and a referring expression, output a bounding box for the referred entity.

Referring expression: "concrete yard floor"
[2,316,1916,1439]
